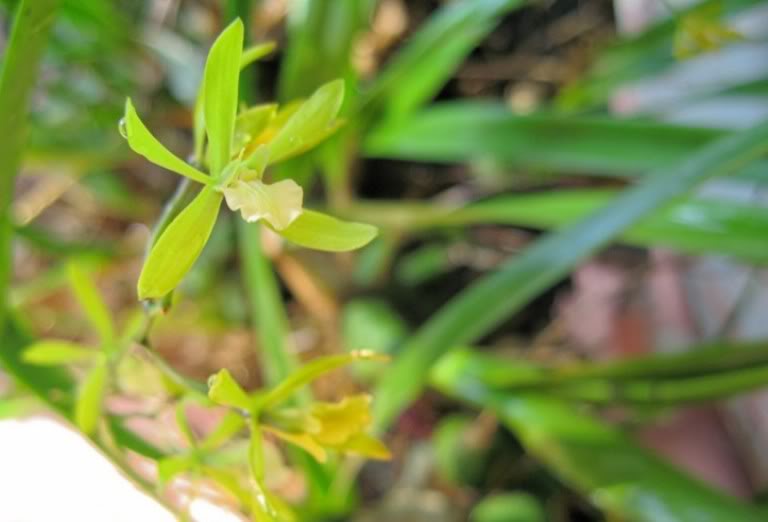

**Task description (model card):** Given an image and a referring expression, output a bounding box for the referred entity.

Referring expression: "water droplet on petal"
[118,117,128,139]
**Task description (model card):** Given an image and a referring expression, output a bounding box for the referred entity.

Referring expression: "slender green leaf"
[0,0,60,335]
[456,190,768,264]
[138,186,222,300]
[238,221,303,393]
[66,262,114,343]
[269,79,345,164]
[364,102,768,180]
[373,118,768,430]
[122,99,211,185]
[432,352,765,522]
[278,210,377,252]
[434,345,768,405]
[350,190,768,265]
[203,18,244,176]
[75,359,108,435]
[23,341,96,365]
[365,0,524,119]
[278,0,374,100]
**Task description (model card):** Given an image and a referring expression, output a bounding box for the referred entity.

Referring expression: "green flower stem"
[0,0,60,335]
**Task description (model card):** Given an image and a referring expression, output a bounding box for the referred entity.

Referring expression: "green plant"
[3,1,768,521]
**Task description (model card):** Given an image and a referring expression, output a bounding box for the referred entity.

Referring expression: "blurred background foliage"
[2,0,768,520]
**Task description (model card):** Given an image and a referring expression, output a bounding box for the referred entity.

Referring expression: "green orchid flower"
[206,352,390,507]
[120,19,377,300]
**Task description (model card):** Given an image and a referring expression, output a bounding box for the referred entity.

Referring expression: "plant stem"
[0,0,61,335]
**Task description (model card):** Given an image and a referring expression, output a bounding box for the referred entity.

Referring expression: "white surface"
[0,417,241,522]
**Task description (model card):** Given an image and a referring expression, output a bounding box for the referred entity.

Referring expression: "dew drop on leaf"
[118,117,128,139]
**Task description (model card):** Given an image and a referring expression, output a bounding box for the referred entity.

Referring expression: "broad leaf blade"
[373,118,768,430]
[204,18,244,176]
[122,99,210,185]
[138,186,222,300]
[278,210,377,252]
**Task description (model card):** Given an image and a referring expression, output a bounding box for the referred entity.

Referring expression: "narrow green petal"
[75,360,108,436]
[66,262,114,344]
[268,79,345,164]
[204,19,243,176]
[278,210,378,252]
[122,99,210,185]
[138,186,222,299]
[22,341,95,365]
[207,368,252,410]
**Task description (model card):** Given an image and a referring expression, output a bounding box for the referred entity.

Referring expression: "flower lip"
[222,178,304,230]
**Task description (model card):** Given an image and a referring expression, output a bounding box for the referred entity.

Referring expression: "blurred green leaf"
[203,18,243,176]
[138,186,222,300]
[432,351,765,522]
[395,243,453,285]
[208,368,252,411]
[365,0,524,119]
[558,0,761,110]
[0,0,61,335]
[471,493,545,522]
[75,358,107,435]
[238,221,304,394]
[269,79,345,164]
[66,262,114,343]
[457,190,768,264]
[199,411,247,452]
[353,190,768,265]
[1,320,74,415]
[22,341,95,365]
[435,345,768,405]
[278,210,378,252]
[121,99,210,185]
[158,455,194,486]
[373,118,768,430]
[433,414,487,486]
[342,298,407,382]
[240,42,276,70]
[364,102,768,179]
[279,0,374,101]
